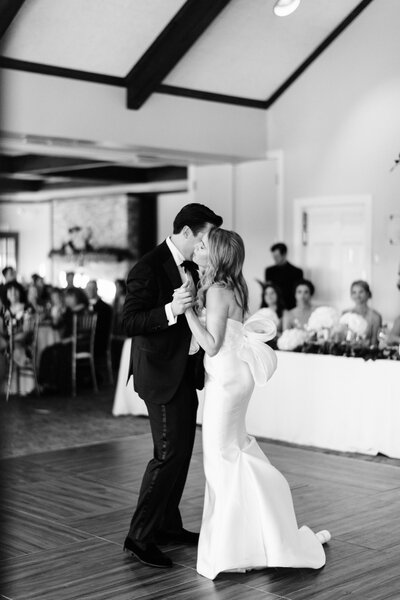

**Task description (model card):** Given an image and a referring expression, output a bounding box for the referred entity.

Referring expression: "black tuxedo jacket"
[123,241,204,404]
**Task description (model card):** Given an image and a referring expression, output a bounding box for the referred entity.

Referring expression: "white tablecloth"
[113,340,400,458]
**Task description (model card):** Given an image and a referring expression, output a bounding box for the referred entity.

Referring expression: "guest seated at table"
[49,287,66,330]
[0,266,26,306]
[85,280,112,383]
[4,282,36,367]
[258,280,286,333]
[30,273,51,306]
[63,271,88,305]
[283,279,315,330]
[39,288,88,392]
[342,280,382,346]
[27,284,47,318]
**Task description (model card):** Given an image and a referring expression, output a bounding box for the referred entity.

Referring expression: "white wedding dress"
[197,311,326,580]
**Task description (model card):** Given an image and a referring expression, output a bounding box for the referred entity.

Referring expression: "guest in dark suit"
[265,243,303,310]
[122,203,222,569]
[85,280,112,356]
[85,280,113,383]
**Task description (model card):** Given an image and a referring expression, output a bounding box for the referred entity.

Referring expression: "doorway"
[294,196,372,310]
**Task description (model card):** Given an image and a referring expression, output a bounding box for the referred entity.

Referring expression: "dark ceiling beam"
[126,0,232,110]
[0,57,126,87]
[0,0,26,40]
[42,165,187,183]
[0,177,44,193]
[156,84,266,110]
[5,154,112,174]
[263,0,376,109]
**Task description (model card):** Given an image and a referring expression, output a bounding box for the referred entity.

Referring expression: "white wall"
[0,201,52,283]
[268,0,400,320]
[1,69,267,163]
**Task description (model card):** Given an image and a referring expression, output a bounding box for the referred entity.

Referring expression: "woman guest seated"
[49,287,66,329]
[342,280,382,345]
[283,279,315,330]
[259,280,286,333]
[4,282,36,367]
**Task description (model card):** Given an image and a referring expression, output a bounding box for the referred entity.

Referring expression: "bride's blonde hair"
[196,228,249,314]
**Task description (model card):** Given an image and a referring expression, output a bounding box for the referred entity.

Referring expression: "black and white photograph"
[0,1,400,598]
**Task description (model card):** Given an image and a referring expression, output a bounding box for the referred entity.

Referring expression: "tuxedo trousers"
[127,355,199,542]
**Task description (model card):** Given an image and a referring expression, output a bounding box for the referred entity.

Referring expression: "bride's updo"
[197,228,249,314]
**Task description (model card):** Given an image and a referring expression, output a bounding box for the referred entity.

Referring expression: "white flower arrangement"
[307,306,339,332]
[339,312,368,337]
[277,328,308,351]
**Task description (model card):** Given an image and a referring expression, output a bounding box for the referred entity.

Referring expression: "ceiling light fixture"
[273,0,301,17]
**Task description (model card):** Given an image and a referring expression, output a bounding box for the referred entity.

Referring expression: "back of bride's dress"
[197,314,326,580]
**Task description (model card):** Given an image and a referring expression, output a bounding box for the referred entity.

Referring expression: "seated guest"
[0,266,26,306]
[86,280,112,382]
[30,273,51,306]
[265,243,303,310]
[283,279,315,330]
[4,283,35,368]
[63,271,87,305]
[342,280,382,345]
[259,280,286,333]
[49,287,66,329]
[27,284,46,317]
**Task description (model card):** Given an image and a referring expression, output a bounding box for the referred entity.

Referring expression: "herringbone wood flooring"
[1,430,400,599]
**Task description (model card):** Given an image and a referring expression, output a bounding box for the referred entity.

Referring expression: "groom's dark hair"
[173,203,222,235]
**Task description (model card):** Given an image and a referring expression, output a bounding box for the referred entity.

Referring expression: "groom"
[122,203,223,568]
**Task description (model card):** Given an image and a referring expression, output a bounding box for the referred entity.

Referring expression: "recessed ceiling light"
[273,0,301,17]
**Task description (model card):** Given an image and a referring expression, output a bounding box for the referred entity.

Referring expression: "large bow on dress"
[238,311,278,386]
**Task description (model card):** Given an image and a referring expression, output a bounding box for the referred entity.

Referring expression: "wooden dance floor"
[2,430,400,599]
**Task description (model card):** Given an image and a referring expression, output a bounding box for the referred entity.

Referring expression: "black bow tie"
[180,260,200,285]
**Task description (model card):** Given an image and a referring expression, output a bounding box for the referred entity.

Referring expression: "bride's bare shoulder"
[206,285,234,307]
[207,284,234,298]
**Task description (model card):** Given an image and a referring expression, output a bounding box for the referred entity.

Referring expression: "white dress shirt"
[165,237,199,355]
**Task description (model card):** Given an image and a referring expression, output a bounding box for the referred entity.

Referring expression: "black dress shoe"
[123,537,173,568]
[155,528,200,545]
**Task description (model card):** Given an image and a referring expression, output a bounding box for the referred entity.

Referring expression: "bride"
[180,227,330,580]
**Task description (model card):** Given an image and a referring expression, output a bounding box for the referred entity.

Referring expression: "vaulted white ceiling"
[1,0,369,104]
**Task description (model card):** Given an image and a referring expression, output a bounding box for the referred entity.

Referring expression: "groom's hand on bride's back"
[171,281,195,316]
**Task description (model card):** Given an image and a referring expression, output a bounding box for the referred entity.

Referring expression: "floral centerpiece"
[277,329,308,351]
[339,312,368,339]
[307,306,339,332]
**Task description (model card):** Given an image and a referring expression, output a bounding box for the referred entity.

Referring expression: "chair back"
[8,312,40,364]
[110,309,126,340]
[22,313,40,364]
[72,311,97,356]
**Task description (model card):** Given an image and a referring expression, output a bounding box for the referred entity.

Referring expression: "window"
[0,232,19,272]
